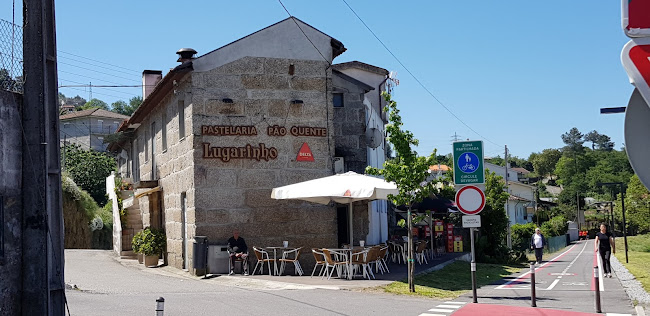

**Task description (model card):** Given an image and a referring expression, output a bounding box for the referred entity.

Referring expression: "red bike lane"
[453,303,605,316]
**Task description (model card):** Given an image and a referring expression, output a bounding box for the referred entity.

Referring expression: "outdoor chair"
[252,247,275,276]
[415,241,428,265]
[374,245,390,274]
[321,249,349,280]
[388,241,405,264]
[351,248,376,280]
[228,249,249,275]
[310,248,326,277]
[278,247,304,276]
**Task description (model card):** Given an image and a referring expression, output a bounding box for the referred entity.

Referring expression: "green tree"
[111,96,142,116]
[62,144,116,205]
[129,96,143,110]
[561,127,585,153]
[476,170,511,263]
[366,92,437,293]
[529,148,561,180]
[616,175,650,234]
[79,98,109,111]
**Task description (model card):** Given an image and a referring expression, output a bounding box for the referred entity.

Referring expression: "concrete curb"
[636,305,646,316]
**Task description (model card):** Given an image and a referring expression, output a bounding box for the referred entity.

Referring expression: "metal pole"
[156,297,165,316]
[505,145,512,248]
[594,266,602,313]
[407,207,414,292]
[530,263,537,307]
[470,228,477,303]
[620,184,629,264]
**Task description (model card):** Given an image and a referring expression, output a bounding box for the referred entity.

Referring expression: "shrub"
[541,215,568,237]
[139,228,166,256]
[511,222,537,252]
[132,230,144,254]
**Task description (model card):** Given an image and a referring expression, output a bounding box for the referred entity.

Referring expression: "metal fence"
[547,235,568,253]
[0,19,23,94]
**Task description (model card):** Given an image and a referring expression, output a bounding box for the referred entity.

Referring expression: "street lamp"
[597,182,629,263]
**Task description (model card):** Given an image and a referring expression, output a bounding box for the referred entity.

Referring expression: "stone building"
[108,17,390,271]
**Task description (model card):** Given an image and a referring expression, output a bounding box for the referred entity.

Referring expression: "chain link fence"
[0,19,23,94]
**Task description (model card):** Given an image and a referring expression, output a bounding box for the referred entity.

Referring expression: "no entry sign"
[455,185,486,215]
[622,38,650,106]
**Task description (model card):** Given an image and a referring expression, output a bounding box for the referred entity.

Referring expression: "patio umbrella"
[396,196,457,213]
[271,171,398,246]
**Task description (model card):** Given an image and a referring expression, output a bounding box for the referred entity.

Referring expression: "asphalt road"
[64,250,448,316]
[451,240,635,315]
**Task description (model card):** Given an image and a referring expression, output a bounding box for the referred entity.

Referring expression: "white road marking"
[495,244,577,289]
[545,240,589,291]
[444,301,466,305]
[436,305,462,309]
[547,279,560,290]
[596,241,605,291]
[605,313,632,316]
[427,308,455,313]
[419,314,446,316]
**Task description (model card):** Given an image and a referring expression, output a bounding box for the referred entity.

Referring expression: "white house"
[485,162,536,226]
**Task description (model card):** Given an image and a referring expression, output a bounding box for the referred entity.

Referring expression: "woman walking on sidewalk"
[595,223,615,278]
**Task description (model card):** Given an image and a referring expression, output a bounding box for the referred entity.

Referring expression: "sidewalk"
[115,251,467,291]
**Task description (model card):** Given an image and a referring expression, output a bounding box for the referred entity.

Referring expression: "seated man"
[227,229,249,275]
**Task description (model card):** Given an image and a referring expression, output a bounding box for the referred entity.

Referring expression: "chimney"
[142,70,163,100]
[176,48,197,63]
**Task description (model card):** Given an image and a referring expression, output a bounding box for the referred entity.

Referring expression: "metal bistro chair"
[374,245,390,274]
[415,241,428,265]
[252,247,275,276]
[278,247,304,276]
[321,249,349,280]
[310,248,326,277]
[351,248,376,280]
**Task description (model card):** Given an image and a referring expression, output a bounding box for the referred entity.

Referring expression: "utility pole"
[504,145,511,247]
[22,0,65,315]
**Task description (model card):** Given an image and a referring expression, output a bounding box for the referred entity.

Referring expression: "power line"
[62,86,128,100]
[59,77,139,97]
[277,0,331,65]
[58,55,140,77]
[58,50,141,74]
[340,0,501,147]
[58,61,140,83]
[58,69,131,86]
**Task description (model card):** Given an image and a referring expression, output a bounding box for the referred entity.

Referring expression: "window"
[162,112,167,152]
[132,140,139,183]
[144,130,149,162]
[178,100,185,140]
[333,93,344,108]
[97,120,103,131]
[151,121,156,155]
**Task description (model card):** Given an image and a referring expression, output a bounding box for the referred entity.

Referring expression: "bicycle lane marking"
[592,239,605,292]
[546,240,589,290]
[495,243,578,290]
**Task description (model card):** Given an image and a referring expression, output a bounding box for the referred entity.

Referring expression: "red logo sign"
[296,142,315,162]
[622,39,650,106]
[623,0,650,37]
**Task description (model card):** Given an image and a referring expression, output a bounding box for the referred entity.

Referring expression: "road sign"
[462,215,481,228]
[453,141,484,185]
[621,38,650,106]
[622,0,650,37]
[624,89,650,190]
[455,185,486,215]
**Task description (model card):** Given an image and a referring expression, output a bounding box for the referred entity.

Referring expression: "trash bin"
[207,244,230,274]
[193,236,208,276]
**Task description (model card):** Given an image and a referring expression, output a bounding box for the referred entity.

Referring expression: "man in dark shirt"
[227,230,249,275]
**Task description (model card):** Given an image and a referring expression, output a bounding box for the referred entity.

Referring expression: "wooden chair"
[321,249,349,280]
[351,248,377,280]
[278,247,304,276]
[415,241,428,265]
[310,248,326,277]
[251,247,275,276]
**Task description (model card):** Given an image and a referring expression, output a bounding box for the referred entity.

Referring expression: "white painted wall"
[363,96,388,245]
[192,18,335,72]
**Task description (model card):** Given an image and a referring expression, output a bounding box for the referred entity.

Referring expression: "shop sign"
[296,143,315,162]
[202,143,278,162]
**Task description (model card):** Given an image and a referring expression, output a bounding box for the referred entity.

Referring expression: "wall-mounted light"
[222,98,233,103]
[291,99,304,104]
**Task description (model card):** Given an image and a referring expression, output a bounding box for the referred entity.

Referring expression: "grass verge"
[383,261,523,299]
[614,234,650,293]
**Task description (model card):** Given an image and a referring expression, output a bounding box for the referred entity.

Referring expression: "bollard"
[530,263,537,307]
[156,297,165,316]
[594,266,602,313]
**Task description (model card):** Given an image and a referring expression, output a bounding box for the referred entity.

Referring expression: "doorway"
[336,206,349,248]
[181,192,188,270]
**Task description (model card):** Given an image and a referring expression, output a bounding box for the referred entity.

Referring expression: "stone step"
[120,250,137,260]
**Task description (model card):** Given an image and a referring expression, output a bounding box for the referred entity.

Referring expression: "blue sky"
[1,1,633,158]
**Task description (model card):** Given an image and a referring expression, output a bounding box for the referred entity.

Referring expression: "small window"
[162,112,168,152]
[144,130,149,162]
[151,121,156,155]
[178,100,185,140]
[333,93,344,108]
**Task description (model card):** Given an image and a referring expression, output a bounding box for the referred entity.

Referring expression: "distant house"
[60,108,129,151]
[485,162,536,226]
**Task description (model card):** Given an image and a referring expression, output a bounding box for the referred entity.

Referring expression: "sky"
[0,0,634,159]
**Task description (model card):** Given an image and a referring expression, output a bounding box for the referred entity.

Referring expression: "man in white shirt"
[530,228,546,264]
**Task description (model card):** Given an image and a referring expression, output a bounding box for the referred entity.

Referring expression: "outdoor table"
[264,246,295,275]
[328,247,371,280]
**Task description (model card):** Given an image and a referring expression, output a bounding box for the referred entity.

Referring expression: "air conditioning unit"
[334,157,345,174]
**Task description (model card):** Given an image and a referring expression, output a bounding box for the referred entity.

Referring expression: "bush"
[511,222,537,252]
[132,230,144,254]
[541,215,568,237]
[139,228,166,256]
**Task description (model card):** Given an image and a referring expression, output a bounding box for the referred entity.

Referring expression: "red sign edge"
[455,185,486,215]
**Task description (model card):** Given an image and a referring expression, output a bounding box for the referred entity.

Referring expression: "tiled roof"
[511,167,531,174]
[60,108,129,120]
[429,164,450,172]
[332,61,389,76]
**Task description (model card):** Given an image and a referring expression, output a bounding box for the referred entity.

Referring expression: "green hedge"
[541,215,568,238]
[511,222,536,252]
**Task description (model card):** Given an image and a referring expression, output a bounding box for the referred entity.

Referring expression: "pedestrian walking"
[530,228,546,265]
[595,223,615,278]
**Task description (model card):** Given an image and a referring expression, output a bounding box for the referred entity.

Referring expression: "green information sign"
[453,140,484,185]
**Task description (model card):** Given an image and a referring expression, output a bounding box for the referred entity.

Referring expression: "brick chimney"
[142,70,162,100]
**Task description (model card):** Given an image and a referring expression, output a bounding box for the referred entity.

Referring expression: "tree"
[67,95,87,108]
[476,170,510,263]
[111,96,142,116]
[0,68,17,91]
[366,92,437,293]
[530,148,561,180]
[584,130,614,151]
[619,175,650,234]
[129,96,143,110]
[561,127,585,153]
[79,98,109,111]
[62,144,116,205]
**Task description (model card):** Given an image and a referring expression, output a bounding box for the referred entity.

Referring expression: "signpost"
[457,186,485,304]
[453,141,484,185]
